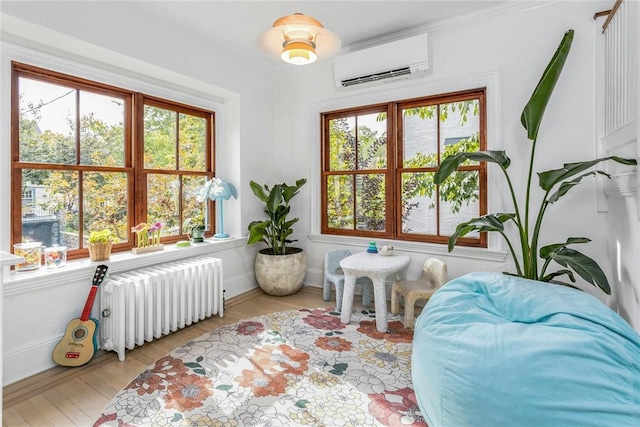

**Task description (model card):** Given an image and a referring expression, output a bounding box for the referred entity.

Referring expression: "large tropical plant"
[434,29,636,294]
[247,178,307,255]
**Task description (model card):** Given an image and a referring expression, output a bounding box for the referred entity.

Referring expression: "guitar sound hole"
[73,327,87,340]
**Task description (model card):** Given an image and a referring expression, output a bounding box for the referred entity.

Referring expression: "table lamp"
[212,180,237,238]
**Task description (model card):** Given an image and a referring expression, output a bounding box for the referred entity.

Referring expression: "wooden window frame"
[320,88,487,247]
[10,62,215,260]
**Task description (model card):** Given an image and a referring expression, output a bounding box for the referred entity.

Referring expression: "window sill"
[3,237,245,297]
[307,234,507,262]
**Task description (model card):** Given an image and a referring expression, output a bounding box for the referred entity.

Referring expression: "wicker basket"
[88,242,112,261]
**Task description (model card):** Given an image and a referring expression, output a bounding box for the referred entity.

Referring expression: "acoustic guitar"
[52,264,108,367]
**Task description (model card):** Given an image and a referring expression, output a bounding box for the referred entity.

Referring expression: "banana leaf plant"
[434,29,636,294]
[247,178,307,255]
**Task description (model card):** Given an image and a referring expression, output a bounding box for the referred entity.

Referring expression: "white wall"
[274,1,624,302]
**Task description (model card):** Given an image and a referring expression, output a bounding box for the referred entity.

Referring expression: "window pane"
[144,105,177,169]
[326,175,354,229]
[79,91,125,166]
[355,174,385,231]
[402,106,438,168]
[440,99,480,164]
[439,171,480,236]
[357,113,386,170]
[19,77,76,164]
[179,113,206,171]
[328,117,355,171]
[401,172,437,235]
[147,174,180,235]
[83,172,128,245]
[182,175,208,232]
[21,169,78,248]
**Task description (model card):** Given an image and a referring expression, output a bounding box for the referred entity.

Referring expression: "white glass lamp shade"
[281,41,318,65]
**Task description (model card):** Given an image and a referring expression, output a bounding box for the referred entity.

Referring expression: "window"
[321,88,486,247]
[11,63,215,259]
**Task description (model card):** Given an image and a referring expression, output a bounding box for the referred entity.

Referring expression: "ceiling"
[0,1,508,66]
[143,0,507,62]
[141,1,510,49]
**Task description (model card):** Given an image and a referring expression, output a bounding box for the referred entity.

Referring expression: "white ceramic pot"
[255,248,306,296]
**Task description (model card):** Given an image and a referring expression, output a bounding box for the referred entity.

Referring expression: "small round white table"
[339,251,411,332]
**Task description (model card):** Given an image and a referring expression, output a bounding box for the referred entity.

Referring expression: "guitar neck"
[80,286,98,321]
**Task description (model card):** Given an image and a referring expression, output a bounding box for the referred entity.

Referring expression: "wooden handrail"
[594,0,623,33]
[593,9,611,19]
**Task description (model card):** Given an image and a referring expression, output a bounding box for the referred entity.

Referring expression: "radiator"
[99,256,224,361]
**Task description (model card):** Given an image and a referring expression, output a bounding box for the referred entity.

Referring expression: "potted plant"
[88,229,117,261]
[182,216,205,243]
[433,29,637,294]
[247,178,307,296]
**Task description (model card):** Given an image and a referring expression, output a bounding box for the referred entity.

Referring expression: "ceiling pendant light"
[261,12,341,66]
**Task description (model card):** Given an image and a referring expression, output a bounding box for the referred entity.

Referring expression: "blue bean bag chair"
[412,272,640,427]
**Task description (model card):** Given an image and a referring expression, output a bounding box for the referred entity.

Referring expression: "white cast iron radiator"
[99,256,224,361]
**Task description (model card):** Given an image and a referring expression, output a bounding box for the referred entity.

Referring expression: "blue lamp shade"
[211,180,237,238]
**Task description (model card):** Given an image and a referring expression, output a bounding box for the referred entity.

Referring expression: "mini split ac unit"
[333,33,429,89]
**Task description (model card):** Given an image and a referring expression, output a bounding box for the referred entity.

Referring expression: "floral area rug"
[94,308,427,426]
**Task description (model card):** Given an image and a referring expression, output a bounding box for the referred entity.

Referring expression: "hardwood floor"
[2,286,352,427]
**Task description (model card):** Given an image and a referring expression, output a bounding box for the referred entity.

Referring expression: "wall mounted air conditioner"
[333,33,429,89]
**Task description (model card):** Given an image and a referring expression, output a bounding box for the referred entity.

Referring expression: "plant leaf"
[545,247,610,294]
[447,213,515,251]
[434,151,511,184]
[266,184,283,213]
[539,237,591,258]
[282,179,307,203]
[546,171,610,203]
[249,181,268,203]
[247,221,268,244]
[540,269,576,283]
[538,156,636,191]
[521,30,574,140]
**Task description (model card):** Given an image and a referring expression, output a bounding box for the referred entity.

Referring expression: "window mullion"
[389,103,397,239]
[133,93,146,228]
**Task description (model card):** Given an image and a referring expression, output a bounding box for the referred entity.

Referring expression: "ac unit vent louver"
[333,34,429,89]
[340,67,412,87]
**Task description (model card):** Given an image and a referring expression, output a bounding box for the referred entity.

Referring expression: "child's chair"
[323,249,374,311]
[391,258,447,328]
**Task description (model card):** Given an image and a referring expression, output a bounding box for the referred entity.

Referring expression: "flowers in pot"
[88,229,118,261]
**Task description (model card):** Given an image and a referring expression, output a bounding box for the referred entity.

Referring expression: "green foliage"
[434,29,637,294]
[88,228,118,243]
[247,179,307,255]
[402,135,481,216]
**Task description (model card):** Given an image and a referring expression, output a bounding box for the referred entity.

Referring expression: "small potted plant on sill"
[88,229,118,261]
[183,215,206,243]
